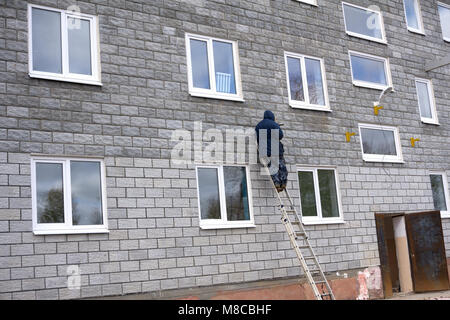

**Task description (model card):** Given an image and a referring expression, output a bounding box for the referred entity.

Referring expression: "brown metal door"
[375,212,401,298]
[405,210,450,292]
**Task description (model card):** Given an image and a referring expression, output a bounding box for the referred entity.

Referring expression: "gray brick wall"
[0,0,449,299]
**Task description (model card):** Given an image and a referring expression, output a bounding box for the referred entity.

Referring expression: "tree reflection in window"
[36,162,64,223]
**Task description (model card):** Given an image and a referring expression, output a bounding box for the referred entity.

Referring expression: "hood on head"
[263,110,275,121]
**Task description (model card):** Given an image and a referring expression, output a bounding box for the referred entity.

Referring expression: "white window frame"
[415,78,439,125]
[293,0,318,6]
[342,2,387,44]
[284,51,331,112]
[28,4,102,86]
[358,123,403,163]
[31,156,108,235]
[348,51,393,91]
[438,2,450,42]
[297,166,345,225]
[185,33,244,102]
[195,165,255,230]
[403,0,425,34]
[429,171,450,218]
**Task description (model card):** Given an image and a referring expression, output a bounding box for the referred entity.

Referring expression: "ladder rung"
[304,256,316,260]
[314,280,327,284]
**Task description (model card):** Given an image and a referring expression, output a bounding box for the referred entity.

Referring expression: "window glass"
[197,168,221,220]
[343,3,384,40]
[71,161,103,225]
[318,170,339,218]
[36,163,64,224]
[416,81,432,119]
[360,128,397,156]
[350,54,387,86]
[32,8,62,73]
[190,39,210,89]
[287,56,305,102]
[213,40,236,94]
[223,166,250,221]
[305,58,325,106]
[404,0,420,30]
[187,34,242,100]
[438,4,450,40]
[68,17,92,75]
[298,171,317,217]
[430,174,448,212]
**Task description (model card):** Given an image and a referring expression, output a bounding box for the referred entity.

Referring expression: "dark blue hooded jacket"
[255,110,284,157]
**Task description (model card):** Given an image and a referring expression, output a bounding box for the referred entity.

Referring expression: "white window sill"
[345,31,387,45]
[441,212,450,219]
[189,91,244,102]
[302,219,345,226]
[289,103,332,112]
[444,38,450,43]
[199,222,255,230]
[353,81,392,91]
[33,228,109,235]
[29,72,103,86]
[421,119,440,125]
[407,28,425,36]
[363,157,404,164]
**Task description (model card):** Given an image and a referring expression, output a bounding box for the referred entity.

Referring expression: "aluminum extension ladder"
[260,158,335,300]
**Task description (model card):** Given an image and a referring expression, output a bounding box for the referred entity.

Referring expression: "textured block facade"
[0,0,449,299]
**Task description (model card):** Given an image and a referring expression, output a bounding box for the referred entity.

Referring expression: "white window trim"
[293,0,318,6]
[342,2,387,44]
[31,156,108,235]
[403,0,425,35]
[429,171,450,218]
[297,166,345,225]
[438,2,450,42]
[415,78,439,125]
[348,50,393,91]
[358,123,404,163]
[284,51,331,112]
[28,4,102,86]
[195,165,255,230]
[185,33,244,102]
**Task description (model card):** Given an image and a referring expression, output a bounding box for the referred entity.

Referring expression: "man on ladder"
[255,110,288,192]
[255,110,335,300]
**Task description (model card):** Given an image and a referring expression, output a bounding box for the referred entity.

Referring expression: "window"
[297,167,344,225]
[438,2,450,42]
[403,0,425,34]
[28,4,101,85]
[358,124,403,163]
[349,51,392,90]
[415,78,438,124]
[429,172,450,217]
[31,157,108,234]
[293,0,317,5]
[196,165,254,229]
[342,2,387,43]
[284,52,330,111]
[186,34,243,101]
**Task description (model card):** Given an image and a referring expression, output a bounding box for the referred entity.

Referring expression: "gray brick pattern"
[1,0,450,299]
